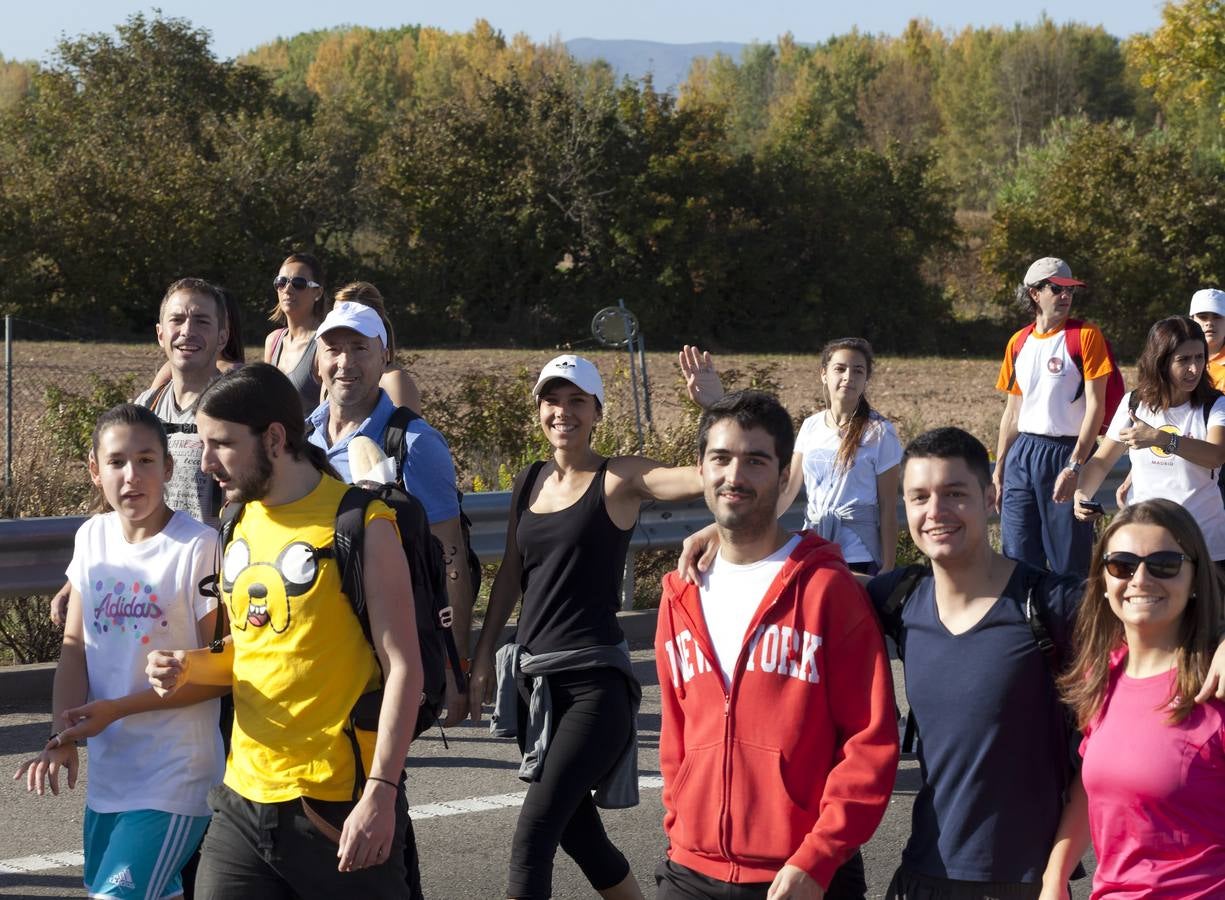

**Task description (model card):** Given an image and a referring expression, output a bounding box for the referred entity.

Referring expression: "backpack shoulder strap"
[880,563,929,754]
[382,406,420,481]
[1063,319,1089,401]
[1019,566,1061,677]
[269,327,287,363]
[331,485,378,648]
[207,501,247,650]
[139,381,172,413]
[1006,324,1037,392]
[879,563,930,647]
[1203,388,1223,427]
[513,461,548,521]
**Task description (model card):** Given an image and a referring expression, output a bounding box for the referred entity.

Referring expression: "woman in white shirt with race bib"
[1075,316,1225,562]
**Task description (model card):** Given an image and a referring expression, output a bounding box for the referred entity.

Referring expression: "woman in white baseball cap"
[469,352,707,900]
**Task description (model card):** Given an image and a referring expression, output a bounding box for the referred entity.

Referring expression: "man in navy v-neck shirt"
[867,428,1083,899]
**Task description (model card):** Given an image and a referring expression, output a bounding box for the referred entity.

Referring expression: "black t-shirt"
[868,563,1082,883]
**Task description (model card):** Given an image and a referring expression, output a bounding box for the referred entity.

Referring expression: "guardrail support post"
[621,550,636,611]
[4,315,11,490]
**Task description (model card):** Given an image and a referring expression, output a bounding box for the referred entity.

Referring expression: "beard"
[708,485,779,537]
[224,440,274,504]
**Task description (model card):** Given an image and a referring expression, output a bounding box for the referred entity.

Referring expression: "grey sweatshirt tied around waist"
[499,641,642,810]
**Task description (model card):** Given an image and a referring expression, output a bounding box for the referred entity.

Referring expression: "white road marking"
[0,778,665,871]
[0,850,85,873]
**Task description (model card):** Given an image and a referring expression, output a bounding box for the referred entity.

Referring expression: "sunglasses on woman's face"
[1044,282,1076,296]
[1103,551,1188,580]
[274,276,320,291]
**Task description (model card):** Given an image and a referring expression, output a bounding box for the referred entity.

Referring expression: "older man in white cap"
[993,257,1115,578]
[305,300,472,712]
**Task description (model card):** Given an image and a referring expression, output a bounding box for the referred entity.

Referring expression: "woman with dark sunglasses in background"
[1039,499,1225,898]
[264,252,327,415]
[1074,316,1225,563]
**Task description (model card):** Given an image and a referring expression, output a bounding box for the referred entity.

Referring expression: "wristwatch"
[1166,433,1180,456]
[1065,458,1082,474]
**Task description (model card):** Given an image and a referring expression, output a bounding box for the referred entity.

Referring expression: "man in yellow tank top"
[146,364,423,900]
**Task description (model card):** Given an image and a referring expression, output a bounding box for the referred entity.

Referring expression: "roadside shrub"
[42,374,136,460]
[0,381,126,664]
[0,424,94,664]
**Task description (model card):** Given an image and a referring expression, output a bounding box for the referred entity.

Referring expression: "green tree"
[984,118,1225,354]
[0,14,293,329]
[1129,0,1225,148]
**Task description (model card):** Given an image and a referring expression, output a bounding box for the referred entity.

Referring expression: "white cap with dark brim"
[533,355,605,407]
[1024,257,1087,288]
[1190,288,1225,318]
[316,301,387,347]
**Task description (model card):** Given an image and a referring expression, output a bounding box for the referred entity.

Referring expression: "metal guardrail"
[0,494,797,606]
[0,458,1132,604]
[0,515,86,598]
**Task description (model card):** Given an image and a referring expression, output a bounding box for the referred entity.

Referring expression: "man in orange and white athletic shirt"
[994,257,1113,578]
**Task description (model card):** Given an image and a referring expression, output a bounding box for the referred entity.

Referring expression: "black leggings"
[510,667,634,899]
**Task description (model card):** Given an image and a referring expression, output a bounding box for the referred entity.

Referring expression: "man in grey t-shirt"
[51,278,229,625]
[133,278,229,523]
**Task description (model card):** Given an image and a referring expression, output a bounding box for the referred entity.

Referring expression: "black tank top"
[514,460,634,654]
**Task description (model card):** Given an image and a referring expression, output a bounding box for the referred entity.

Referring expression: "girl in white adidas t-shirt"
[14,403,225,899]
[1075,316,1225,560]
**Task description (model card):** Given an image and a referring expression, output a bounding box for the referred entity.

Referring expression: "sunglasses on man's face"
[1103,550,1188,580]
[274,276,320,291]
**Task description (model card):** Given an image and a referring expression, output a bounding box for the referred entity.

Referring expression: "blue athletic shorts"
[83,807,209,899]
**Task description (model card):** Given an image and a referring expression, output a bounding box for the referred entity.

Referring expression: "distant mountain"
[565,38,746,93]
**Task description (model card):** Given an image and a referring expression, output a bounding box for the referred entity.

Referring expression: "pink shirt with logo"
[1080,657,1225,899]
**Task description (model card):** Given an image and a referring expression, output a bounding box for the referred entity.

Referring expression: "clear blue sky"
[2,0,1165,63]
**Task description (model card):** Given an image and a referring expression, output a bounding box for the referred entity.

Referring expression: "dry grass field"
[5,342,1010,447]
[3,339,1139,495]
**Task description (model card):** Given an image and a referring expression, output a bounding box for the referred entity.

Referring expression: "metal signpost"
[591,300,652,450]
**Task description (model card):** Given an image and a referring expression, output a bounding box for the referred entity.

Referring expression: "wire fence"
[1,315,163,493]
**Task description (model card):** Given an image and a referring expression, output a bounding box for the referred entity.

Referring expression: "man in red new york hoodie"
[655,390,899,900]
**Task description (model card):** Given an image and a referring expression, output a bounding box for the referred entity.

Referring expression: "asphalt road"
[0,654,1091,899]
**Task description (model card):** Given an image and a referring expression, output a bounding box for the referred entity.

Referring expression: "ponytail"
[301,441,341,481]
[835,394,874,473]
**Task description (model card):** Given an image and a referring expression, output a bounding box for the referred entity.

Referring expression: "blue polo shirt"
[306,390,461,525]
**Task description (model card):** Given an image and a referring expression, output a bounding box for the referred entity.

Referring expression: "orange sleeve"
[1078,324,1114,381]
[995,331,1022,395]
[1208,358,1225,392]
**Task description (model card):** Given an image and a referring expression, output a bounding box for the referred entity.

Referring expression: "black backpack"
[216,483,465,746]
[381,406,482,597]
